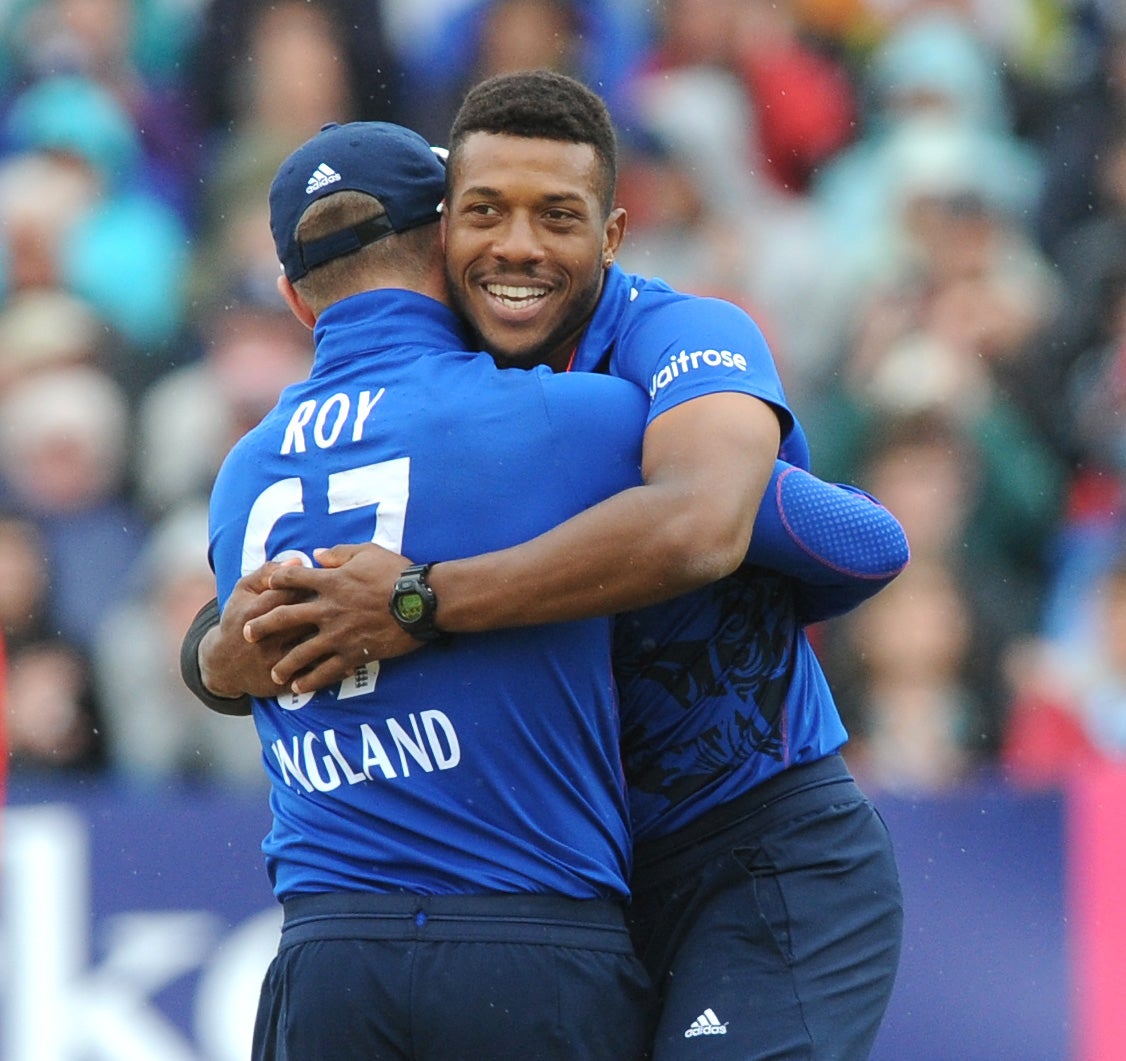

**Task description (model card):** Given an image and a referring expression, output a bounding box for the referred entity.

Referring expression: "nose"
[489,212,545,264]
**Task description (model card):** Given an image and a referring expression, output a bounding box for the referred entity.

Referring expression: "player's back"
[209,290,648,901]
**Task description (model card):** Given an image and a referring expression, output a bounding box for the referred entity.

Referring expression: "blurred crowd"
[1,0,1124,796]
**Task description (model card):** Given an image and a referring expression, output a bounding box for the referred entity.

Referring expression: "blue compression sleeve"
[747,461,910,624]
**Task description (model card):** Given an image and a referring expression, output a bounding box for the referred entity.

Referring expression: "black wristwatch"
[389,563,446,643]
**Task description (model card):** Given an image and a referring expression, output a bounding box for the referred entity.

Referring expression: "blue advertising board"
[2,777,1072,1060]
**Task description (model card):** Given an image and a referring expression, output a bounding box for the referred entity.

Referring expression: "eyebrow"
[456,184,502,201]
[456,185,588,208]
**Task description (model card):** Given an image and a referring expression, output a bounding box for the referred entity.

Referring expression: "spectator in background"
[818,411,1032,767]
[729,0,857,195]
[396,0,648,145]
[811,7,1043,274]
[1060,272,1126,490]
[1022,267,1126,669]
[191,0,401,141]
[815,111,1060,403]
[94,502,263,785]
[0,288,105,395]
[1028,16,1126,262]
[0,73,190,352]
[1021,127,1126,473]
[5,636,103,775]
[828,559,984,794]
[187,0,401,324]
[630,0,856,197]
[184,178,291,324]
[0,507,104,775]
[720,0,860,194]
[190,0,400,198]
[0,0,203,220]
[0,364,148,653]
[0,509,51,654]
[134,289,313,518]
[1004,546,1126,788]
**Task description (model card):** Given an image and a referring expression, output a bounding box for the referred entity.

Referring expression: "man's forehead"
[450,131,601,194]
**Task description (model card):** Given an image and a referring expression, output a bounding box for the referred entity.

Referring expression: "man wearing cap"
[207,119,654,1060]
[194,74,907,1060]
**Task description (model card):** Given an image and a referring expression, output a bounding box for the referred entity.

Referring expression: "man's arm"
[189,392,777,696]
[432,391,782,621]
[181,597,252,716]
[748,463,910,623]
[242,451,910,694]
[179,563,316,715]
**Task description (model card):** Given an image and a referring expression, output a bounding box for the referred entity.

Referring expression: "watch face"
[396,591,425,623]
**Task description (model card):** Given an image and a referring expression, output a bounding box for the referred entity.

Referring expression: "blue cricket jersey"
[209,289,648,900]
[572,267,850,843]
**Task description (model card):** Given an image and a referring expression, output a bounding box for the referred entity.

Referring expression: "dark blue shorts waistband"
[632,754,859,875]
[279,891,634,952]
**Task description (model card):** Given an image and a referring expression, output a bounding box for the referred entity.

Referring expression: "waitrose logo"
[649,348,748,397]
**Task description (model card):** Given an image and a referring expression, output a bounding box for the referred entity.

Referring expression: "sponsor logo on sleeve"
[649,349,748,397]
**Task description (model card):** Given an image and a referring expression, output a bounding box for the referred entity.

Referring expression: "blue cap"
[269,121,447,282]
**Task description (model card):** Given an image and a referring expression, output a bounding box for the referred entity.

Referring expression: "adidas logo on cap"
[306,163,341,194]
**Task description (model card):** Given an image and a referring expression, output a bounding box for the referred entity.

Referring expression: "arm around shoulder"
[430,390,781,629]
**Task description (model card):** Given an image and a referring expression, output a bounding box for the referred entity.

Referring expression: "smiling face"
[443,131,625,372]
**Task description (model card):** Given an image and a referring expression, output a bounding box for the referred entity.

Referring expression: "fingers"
[238,560,283,593]
[269,633,354,691]
[244,602,320,644]
[267,563,332,594]
[312,543,367,569]
[226,585,304,624]
[289,657,355,696]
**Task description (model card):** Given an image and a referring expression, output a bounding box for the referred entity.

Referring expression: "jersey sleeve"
[613,295,795,439]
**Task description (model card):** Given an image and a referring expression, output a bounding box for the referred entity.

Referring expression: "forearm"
[251,393,780,690]
[429,483,743,632]
[430,394,778,631]
[180,598,253,716]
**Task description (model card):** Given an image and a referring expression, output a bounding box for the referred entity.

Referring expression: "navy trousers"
[252,892,655,1060]
[629,755,903,1060]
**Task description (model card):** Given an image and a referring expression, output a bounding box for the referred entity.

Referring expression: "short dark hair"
[293,190,436,313]
[448,70,618,213]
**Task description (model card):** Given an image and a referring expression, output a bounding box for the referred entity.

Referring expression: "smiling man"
[442,124,626,372]
[188,73,907,1060]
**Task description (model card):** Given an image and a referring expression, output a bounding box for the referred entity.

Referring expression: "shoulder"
[625,282,767,345]
[612,283,776,385]
[539,365,647,413]
[536,370,647,447]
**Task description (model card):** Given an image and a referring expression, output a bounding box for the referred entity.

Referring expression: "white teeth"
[485,283,547,309]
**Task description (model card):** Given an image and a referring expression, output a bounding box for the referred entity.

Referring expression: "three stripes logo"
[306,163,341,194]
[684,1008,728,1038]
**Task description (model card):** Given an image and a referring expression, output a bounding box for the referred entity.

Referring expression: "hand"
[244,543,424,694]
[200,562,315,699]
